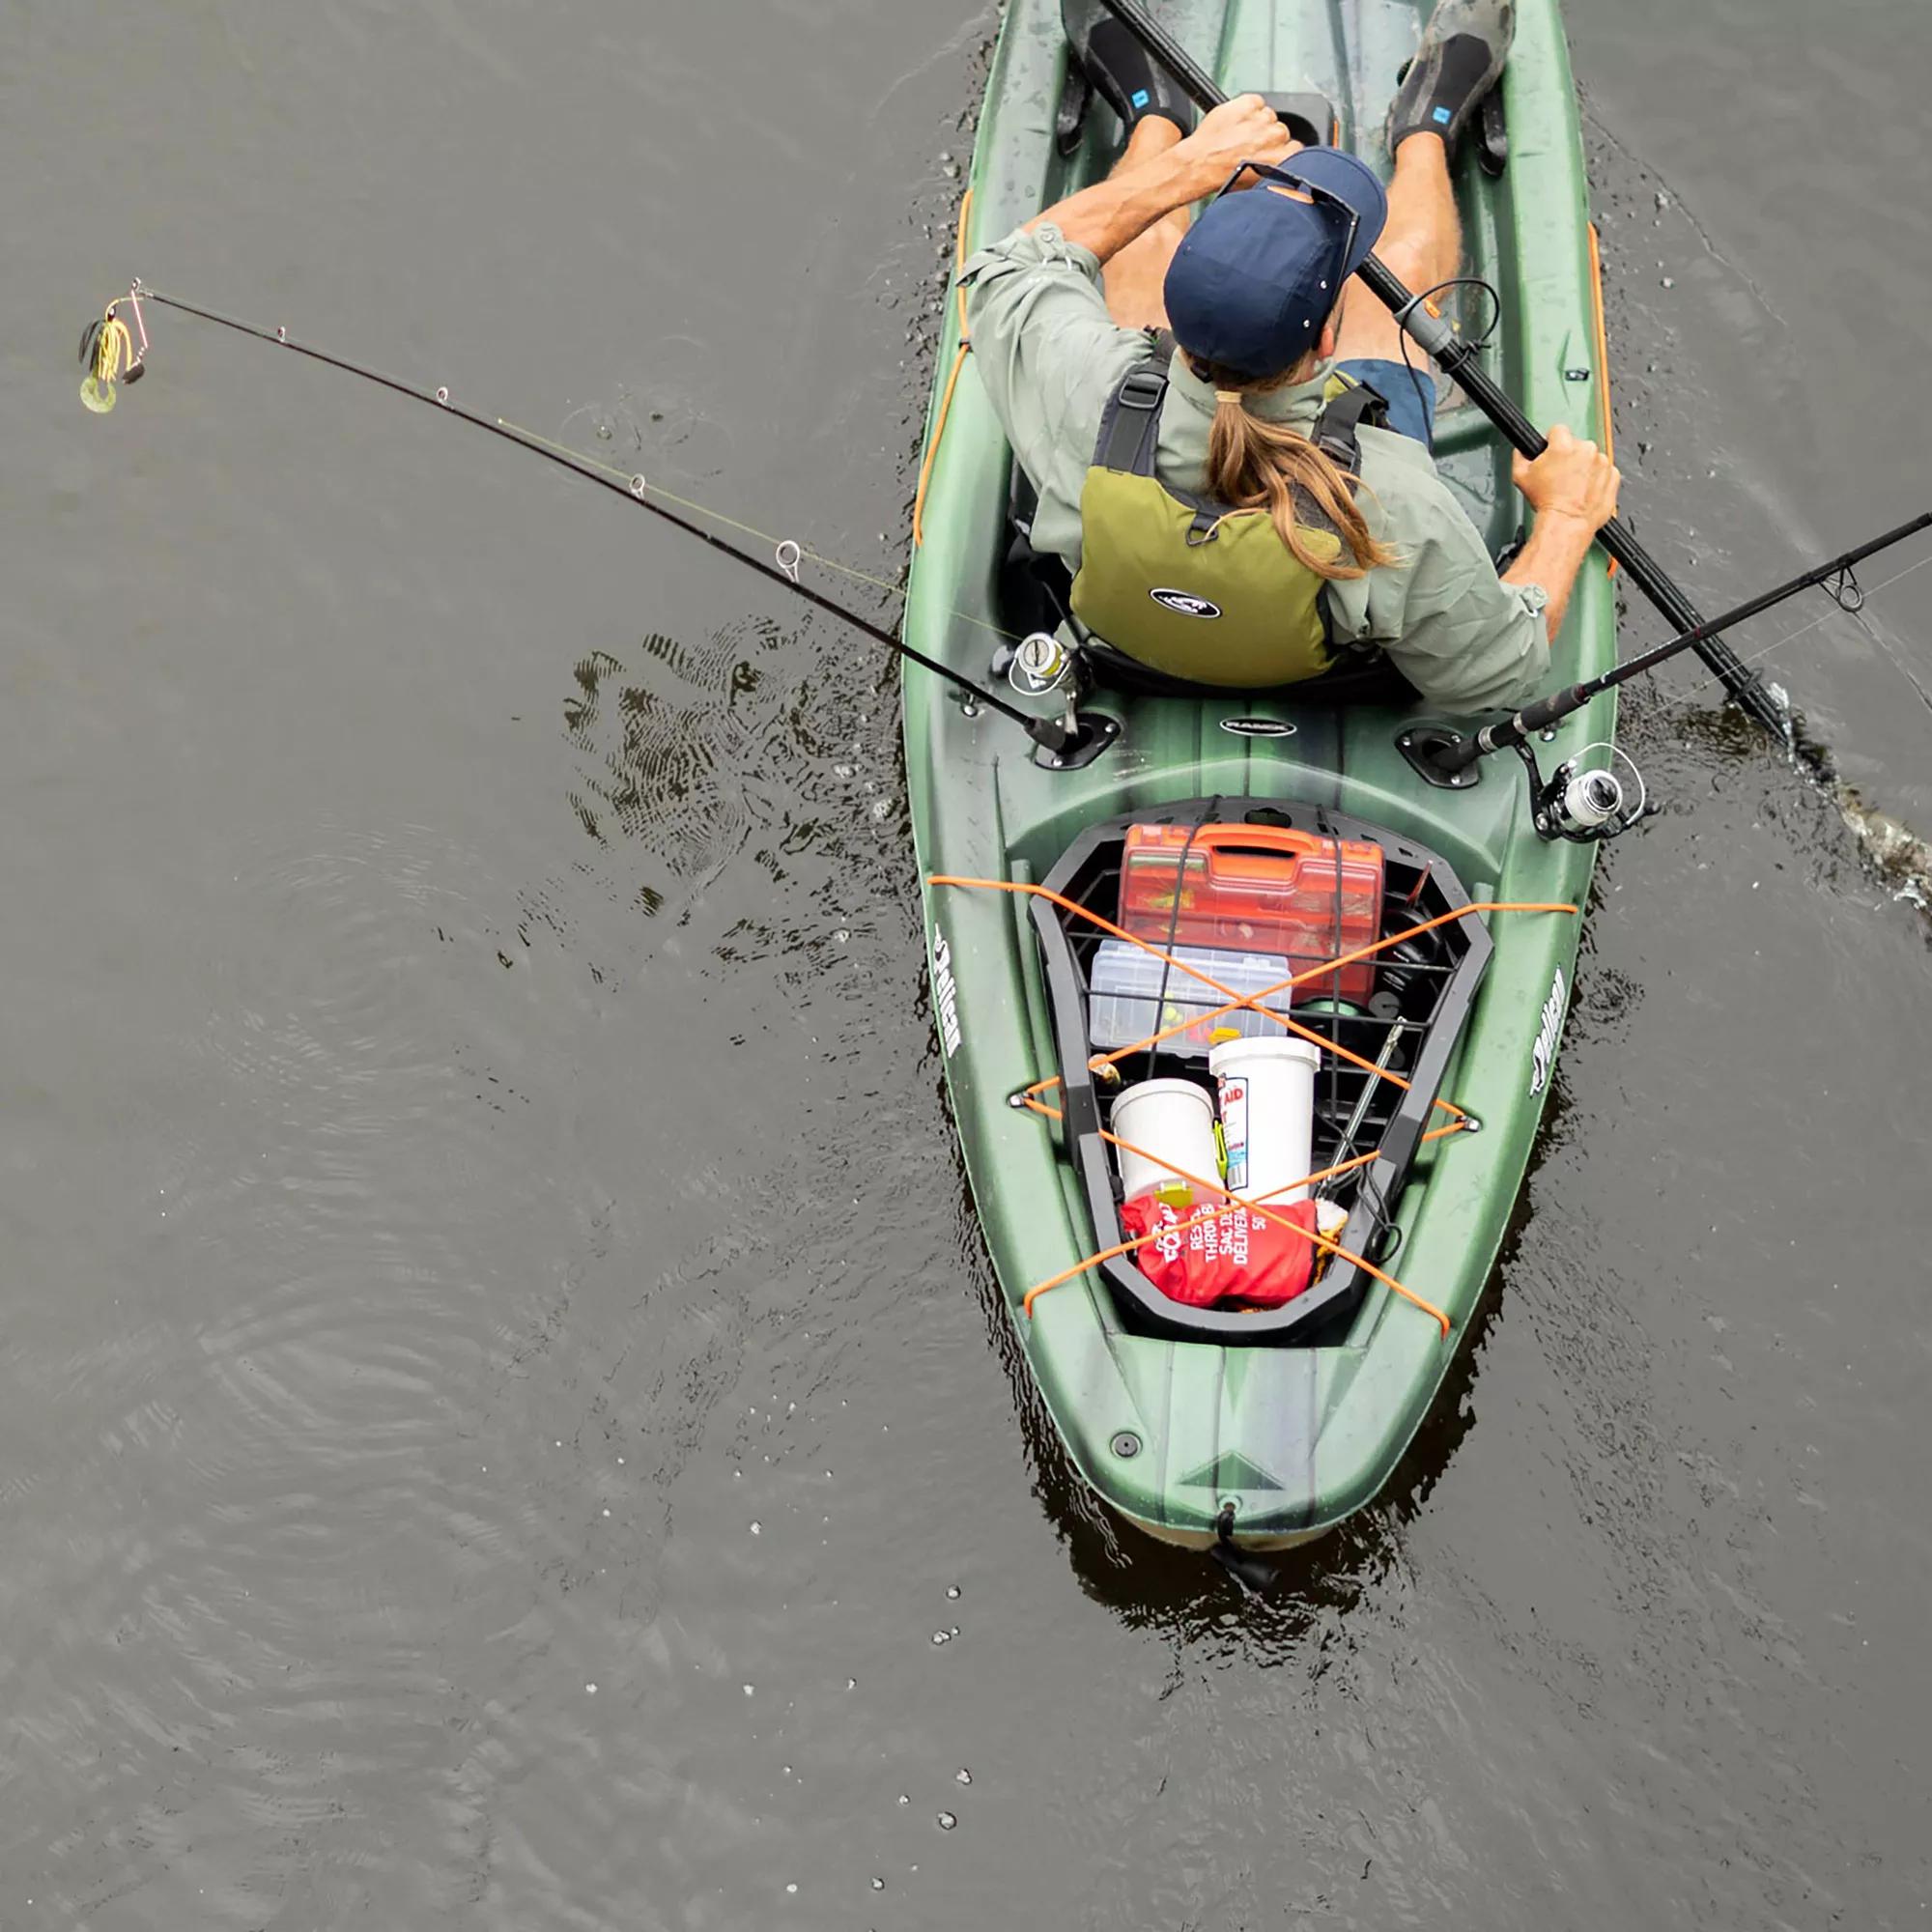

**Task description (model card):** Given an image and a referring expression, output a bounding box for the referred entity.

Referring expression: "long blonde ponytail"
[1197,359,1401,582]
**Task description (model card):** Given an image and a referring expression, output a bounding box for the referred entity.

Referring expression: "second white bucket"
[1210,1034,1321,1202]
[1109,1078,1219,1201]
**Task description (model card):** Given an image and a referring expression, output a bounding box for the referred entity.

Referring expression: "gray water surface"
[3,1,1930,1925]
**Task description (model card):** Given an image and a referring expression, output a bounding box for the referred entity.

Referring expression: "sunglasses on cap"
[1207,157,1363,287]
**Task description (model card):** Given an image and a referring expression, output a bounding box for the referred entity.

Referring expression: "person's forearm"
[1501,512,1601,641]
[1023,147,1220,264]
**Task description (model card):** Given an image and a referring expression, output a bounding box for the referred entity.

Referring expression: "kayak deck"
[903,0,1616,1548]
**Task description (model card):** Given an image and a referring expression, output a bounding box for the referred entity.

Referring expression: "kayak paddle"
[1090,0,1800,741]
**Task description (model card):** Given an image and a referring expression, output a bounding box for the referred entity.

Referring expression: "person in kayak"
[958,0,1622,706]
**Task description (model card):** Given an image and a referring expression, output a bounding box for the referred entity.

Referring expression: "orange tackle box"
[1117,822,1385,1004]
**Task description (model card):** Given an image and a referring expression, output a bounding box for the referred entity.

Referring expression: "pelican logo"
[1218,718,1297,739]
[1528,967,1567,1095]
[931,926,963,1059]
[1151,586,1222,619]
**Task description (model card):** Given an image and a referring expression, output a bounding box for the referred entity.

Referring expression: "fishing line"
[1855,610,1932,719]
[1570,740,1648,821]
[499,419,1018,641]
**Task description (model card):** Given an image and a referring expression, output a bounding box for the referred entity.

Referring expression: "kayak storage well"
[1028,799,1492,1343]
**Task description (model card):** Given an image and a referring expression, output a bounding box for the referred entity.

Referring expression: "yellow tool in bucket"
[77,290,148,413]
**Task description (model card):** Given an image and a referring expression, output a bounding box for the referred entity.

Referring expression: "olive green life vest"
[1069,349,1389,689]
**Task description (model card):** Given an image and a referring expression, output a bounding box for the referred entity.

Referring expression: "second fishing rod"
[1430,512,1932,775]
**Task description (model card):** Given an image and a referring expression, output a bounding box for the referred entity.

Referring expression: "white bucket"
[1109,1078,1219,1201]
[1210,1034,1321,1202]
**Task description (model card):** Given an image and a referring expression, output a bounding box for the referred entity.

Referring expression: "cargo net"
[932,802,1578,1346]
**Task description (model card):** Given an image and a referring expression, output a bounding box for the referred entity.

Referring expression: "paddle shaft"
[1431,511,1932,769]
[1090,0,1791,736]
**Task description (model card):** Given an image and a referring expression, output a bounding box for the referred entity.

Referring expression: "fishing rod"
[1416,513,1932,843]
[1434,513,1932,776]
[74,283,1109,764]
[1092,0,1793,739]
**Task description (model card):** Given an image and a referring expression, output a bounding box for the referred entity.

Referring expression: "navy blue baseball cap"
[1163,148,1388,380]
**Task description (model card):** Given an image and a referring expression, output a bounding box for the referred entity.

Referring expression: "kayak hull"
[903,0,1616,1548]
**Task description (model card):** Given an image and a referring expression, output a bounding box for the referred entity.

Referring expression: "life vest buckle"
[1114,364,1169,413]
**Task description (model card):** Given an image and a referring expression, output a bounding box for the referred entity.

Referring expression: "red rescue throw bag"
[1120,1188,1319,1308]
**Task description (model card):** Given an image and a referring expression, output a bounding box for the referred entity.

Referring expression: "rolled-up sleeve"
[958,223,1147,562]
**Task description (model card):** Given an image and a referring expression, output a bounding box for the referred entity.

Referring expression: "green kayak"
[903,0,1616,1550]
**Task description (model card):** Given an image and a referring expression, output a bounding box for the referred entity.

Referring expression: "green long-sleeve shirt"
[959,222,1552,712]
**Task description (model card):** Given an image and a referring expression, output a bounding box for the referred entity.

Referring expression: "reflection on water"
[562,626,775,910]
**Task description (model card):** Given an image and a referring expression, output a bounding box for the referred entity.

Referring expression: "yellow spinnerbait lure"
[78,291,147,413]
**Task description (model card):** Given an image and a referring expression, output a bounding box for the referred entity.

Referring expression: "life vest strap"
[1311,375,1391,472]
[1092,359,1171,476]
